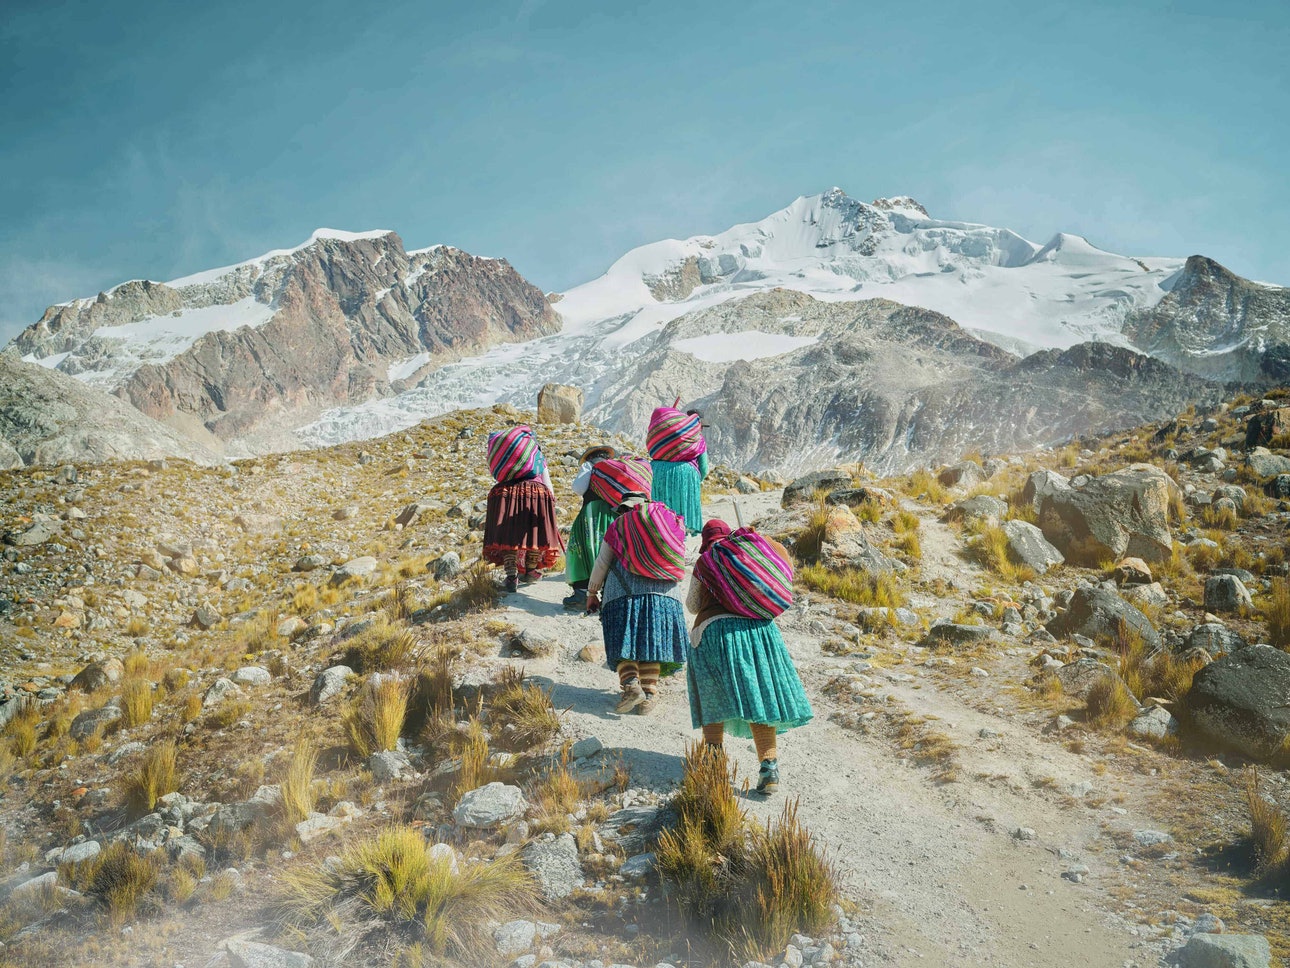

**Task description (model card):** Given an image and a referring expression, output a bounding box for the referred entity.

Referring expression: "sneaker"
[756,758,780,795]
[614,678,645,714]
[562,589,588,611]
[635,693,658,714]
[503,576,519,594]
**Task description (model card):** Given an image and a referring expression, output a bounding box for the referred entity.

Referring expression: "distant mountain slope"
[1121,255,1290,381]
[0,355,220,468]
[7,231,559,452]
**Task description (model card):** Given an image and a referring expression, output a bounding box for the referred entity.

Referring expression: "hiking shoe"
[503,576,519,594]
[562,589,588,611]
[635,693,658,715]
[756,759,780,795]
[614,678,646,714]
[520,570,543,584]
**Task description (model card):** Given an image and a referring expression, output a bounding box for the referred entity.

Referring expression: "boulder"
[1182,646,1290,760]
[452,782,527,828]
[368,750,412,783]
[231,666,271,687]
[1020,469,1072,513]
[309,666,353,704]
[947,495,1008,523]
[1267,474,1290,499]
[1128,706,1178,741]
[521,832,583,899]
[1245,408,1288,448]
[924,623,993,648]
[209,786,281,837]
[190,602,221,630]
[1186,623,1248,656]
[736,476,761,494]
[1001,520,1064,575]
[1246,451,1290,478]
[536,383,584,424]
[70,657,124,693]
[431,552,462,580]
[4,520,58,546]
[494,919,560,958]
[1113,557,1152,585]
[1177,932,1272,968]
[1122,582,1169,611]
[202,677,240,708]
[1053,659,1123,700]
[937,460,986,490]
[330,556,379,586]
[783,470,852,506]
[294,812,352,845]
[70,704,121,740]
[1037,464,1177,565]
[292,554,327,572]
[1046,585,1161,650]
[224,940,315,968]
[1204,575,1252,613]
[820,528,896,574]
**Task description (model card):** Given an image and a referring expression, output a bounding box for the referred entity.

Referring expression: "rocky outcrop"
[1182,646,1290,761]
[0,354,220,467]
[536,383,583,424]
[1122,255,1290,382]
[10,233,559,451]
[1036,464,1178,565]
[1046,585,1161,651]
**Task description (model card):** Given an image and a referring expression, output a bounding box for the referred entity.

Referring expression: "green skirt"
[565,498,614,585]
[687,617,814,739]
[651,460,703,534]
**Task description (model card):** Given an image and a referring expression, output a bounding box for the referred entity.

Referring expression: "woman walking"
[483,425,563,594]
[563,445,617,612]
[685,521,812,794]
[585,498,689,714]
[646,406,708,535]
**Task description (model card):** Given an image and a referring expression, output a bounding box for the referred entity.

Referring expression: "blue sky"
[2,0,1287,345]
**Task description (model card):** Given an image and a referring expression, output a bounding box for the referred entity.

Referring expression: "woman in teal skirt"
[646,407,709,534]
[685,523,812,794]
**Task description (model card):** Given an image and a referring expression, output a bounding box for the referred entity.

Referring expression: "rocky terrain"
[1,388,1289,968]
[7,232,558,454]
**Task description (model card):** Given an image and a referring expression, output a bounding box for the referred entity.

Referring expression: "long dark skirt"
[483,478,564,569]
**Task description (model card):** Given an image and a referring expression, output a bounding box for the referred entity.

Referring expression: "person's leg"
[701,722,725,750]
[502,552,519,593]
[522,549,543,583]
[751,723,780,794]
[635,661,662,713]
[615,660,644,712]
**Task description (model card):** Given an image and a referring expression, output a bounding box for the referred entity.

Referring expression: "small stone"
[292,555,327,572]
[231,666,271,687]
[309,666,353,704]
[368,750,412,783]
[453,782,527,829]
[1132,829,1172,847]
[202,677,240,708]
[570,737,603,760]
[1013,827,1037,841]
[432,552,462,580]
[190,602,221,630]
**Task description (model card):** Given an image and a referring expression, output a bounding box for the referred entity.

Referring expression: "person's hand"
[585,591,600,613]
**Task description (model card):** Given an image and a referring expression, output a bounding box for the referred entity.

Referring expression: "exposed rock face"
[1036,464,1178,565]
[1046,585,1161,651]
[1122,255,1290,382]
[588,293,1223,475]
[10,233,559,451]
[0,354,219,467]
[1182,646,1290,761]
[536,383,583,424]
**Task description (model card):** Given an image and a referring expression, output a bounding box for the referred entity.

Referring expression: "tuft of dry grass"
[971,523,1037,583]
[449,718,496,806]
[1247,769,1288,879]
[797,564,906,607]
[344,675,410,757]
[794,495,832,563]
[123,740,178,819]
[83,841,160,925]
[279,826,537,959]
[454,563,503,615]
[279,739,318,826]
[1085,676,1138,730]
[1267,577,1290,650]
[529,755,582,835]
[901,468,949,504]
[489,669,561,751]
[3,702,40,760]
[341,615,417,673]
[120,678,154,729]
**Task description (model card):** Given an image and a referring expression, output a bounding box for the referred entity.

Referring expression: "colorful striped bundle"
[603,501,687,581]
[589,456,653,507]
[646,407,707,463]
[486,425,546,483]
[694,527,794,619]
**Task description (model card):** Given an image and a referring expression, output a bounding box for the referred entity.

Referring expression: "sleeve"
[571,462,593,496]
[697,451,710,480]
[685,576,705,613]
[588,543,616,595]
[540,467,554,493]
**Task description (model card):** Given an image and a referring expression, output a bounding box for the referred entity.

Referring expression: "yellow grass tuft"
[279,739,318,827]
[797,564,906,607]
[344,675,410,757]
[123,740,178,819]
[83,841,160,926]
[120,678,154,729]
[1267,577,1290,650]
[1085,676,1138,730]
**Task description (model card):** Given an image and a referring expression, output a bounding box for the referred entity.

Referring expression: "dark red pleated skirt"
[483,478,564,568]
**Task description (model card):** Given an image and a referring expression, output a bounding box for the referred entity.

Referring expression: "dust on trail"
[484,490,1157,968]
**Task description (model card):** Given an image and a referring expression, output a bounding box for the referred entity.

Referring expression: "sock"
[617,661,639,689]
[571,580,588,590]
[701,723,725,749]
[637,661,661,696]
[524,550,543,574]
[751,723,778,763]
[503,553,518,581]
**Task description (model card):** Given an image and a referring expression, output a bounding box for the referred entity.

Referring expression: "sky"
[2,0,1288,346]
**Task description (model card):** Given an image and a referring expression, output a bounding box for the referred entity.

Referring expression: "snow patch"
[387,352,432,383]
[672,331,819,363]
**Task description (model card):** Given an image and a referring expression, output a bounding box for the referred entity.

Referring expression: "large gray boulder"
[225,940,315,968]
[1182,647,1290,761]
[1020,469,1071,513]
[947,495,1008,523]
[937,460,986,489]
[536,383,583,424]
[1001,520,1064,575]
[1246,451,1290,479]
[1037,464,1177,565]
[1176,932,1272,968]
[1046,585,1161,651]
[782,470,852,506]
[1186,623,1248,656]
[1204,575,1252,613]
[520,832,583,899]
[452,782,527,829]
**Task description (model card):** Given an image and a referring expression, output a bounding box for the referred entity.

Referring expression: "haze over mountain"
[5,188,1284,470]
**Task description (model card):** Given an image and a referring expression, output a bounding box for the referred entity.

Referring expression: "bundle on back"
[603,502,687,581]
[646,407,706,463]
[589,456,653,506]
[695,528,794,619]
[487,426,546,483]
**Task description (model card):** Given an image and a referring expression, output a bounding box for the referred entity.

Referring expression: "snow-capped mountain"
[7,230,558,454]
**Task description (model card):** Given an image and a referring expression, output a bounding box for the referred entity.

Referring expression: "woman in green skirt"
[563,446,617,611]
[685,521,813,794]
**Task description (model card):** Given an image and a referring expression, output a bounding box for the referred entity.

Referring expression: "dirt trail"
[486,490,1162,967]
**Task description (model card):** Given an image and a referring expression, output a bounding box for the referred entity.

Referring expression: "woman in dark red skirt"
[483,425,564,593]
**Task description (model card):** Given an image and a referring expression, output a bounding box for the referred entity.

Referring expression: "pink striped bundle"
[646,407,706,463]
[603,502,687,581]
[694,528,794,619]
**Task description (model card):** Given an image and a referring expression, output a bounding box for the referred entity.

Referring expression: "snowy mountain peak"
[870,195,930,217]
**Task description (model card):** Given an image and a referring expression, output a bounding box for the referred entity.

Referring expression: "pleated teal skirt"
[687,617,814,739]
[601,594,688,675]
[651,459,703,534]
